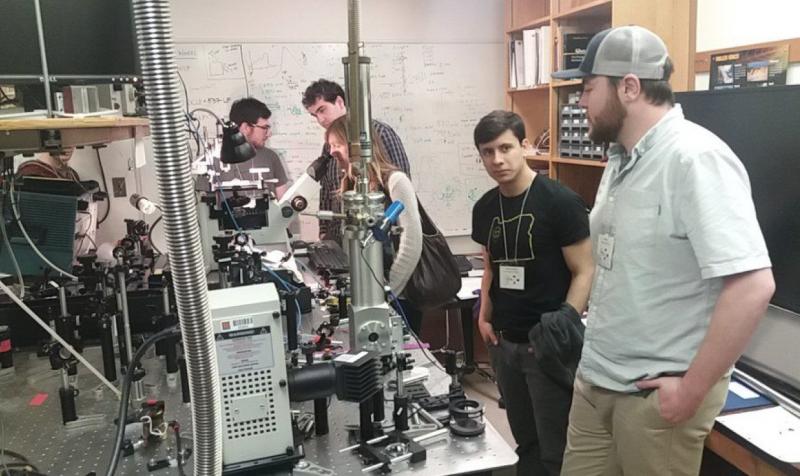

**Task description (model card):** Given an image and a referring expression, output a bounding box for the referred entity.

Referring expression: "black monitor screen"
[0,0,138,78]
[676,86,800,315]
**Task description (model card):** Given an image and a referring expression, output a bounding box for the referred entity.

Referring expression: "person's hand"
[478,318,498,346]
[635,376,704,424]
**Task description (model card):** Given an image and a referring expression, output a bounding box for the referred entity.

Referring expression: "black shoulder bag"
[402,201,462,310]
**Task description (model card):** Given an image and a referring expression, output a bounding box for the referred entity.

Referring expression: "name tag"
[499,265,525,290]
[597,233,615,270]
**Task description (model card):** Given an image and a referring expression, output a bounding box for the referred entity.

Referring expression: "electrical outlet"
[112,177,127,197]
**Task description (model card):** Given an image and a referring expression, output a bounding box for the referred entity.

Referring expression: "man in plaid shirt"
[303,79,411,243]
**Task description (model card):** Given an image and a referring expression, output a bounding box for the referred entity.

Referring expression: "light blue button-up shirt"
[580,105,772,392]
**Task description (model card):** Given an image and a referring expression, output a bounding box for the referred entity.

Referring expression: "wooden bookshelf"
[0,116,149,154]
[507,84,550,94]
[551,79,583,88]
[524,154,551,162]
[551,156,606,167]
[507,15,551,34]
[505,0,697,206]
[552,0,612,20]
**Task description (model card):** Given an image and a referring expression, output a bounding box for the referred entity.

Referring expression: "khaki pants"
[561,374,729,476]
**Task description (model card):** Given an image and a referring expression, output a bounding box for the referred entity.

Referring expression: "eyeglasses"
[250,122,271,132]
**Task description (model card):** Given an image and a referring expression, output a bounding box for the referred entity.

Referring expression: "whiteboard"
[175,42,503,236]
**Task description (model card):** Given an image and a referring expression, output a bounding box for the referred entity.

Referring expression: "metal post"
[118,267,144,400]
[100,314,117,381]
[32,0,53,116]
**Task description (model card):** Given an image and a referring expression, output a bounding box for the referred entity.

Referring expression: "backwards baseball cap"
[552,25,669,80]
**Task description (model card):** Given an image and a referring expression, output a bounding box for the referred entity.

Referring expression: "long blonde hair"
[326,116,397,195]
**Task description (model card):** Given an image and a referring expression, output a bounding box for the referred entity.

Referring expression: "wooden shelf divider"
[506,0,695,206]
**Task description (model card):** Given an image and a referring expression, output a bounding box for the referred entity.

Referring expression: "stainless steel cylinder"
[161,286,170,313]
[348,237,385,308]
[117,270,135,370]
[58,287,68,317]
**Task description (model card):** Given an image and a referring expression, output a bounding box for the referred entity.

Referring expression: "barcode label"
[232,317,254,328]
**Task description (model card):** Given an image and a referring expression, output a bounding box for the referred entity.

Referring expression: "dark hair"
[229,97,271,126]
[473,110,526,149]
[609,57,675,106]
[302,79,346,108]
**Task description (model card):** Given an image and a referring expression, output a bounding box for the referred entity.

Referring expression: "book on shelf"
[522,29,538,88]
[509,40,518,88]
[514,39,525,87]
[538,25,552,85]
[508,26,552,89]
[561,31,595,71]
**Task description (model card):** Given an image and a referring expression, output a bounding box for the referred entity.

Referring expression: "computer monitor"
[676,85,800,315]
[0,0,139,81]
[677,86,800,397]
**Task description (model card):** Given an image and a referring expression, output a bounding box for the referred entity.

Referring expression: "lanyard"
[498,184,532,262]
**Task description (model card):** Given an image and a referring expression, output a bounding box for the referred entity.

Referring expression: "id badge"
[597,233,615,270]
[499,265,525,290]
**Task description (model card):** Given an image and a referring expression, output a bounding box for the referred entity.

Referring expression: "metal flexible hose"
[131,1,222,474]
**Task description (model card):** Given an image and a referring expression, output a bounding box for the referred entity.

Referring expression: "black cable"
[185,112,201,157]
[0,88,16,107]
[358,247,386,294]
[402,403,425,422]
[0,91,14,107]
[147,215,163,256]
[176,71,189,113]
[1,463,44,476]
[189,108,223,125]
[0,449,29,464]
[187,108,223,156]
[104,326,181,476]
[95,148,111,226]
[238,45,250,97]
[390,296,445,371]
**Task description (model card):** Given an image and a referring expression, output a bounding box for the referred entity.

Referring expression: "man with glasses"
[227,97,290,198]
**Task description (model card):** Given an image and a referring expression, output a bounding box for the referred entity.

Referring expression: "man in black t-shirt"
[471,111,594,475]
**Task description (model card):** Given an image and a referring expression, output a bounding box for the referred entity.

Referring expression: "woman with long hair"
[325,116,425,334]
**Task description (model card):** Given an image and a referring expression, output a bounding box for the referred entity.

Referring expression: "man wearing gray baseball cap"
[554,26,775,475]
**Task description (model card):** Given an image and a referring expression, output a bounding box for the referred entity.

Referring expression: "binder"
[722,379,775,413]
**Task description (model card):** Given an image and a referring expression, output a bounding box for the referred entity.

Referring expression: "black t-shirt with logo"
[471,175,589,334]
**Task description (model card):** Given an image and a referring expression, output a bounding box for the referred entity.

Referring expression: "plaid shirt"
[319,119,410,243]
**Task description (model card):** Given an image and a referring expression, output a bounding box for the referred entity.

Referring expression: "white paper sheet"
[716,406,800,463]
[457,277,482,300]
[134,137,147,168]
[729,381,760,399]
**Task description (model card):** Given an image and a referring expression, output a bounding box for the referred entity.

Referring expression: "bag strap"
[415,199,442,237]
